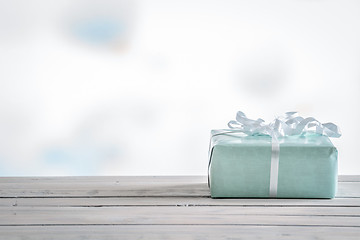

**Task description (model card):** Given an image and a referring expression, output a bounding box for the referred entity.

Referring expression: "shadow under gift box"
[208,132,338,198]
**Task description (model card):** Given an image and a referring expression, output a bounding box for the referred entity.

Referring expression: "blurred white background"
[0,0,359,176]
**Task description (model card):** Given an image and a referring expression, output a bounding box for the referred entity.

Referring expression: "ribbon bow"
[227,111,341,139]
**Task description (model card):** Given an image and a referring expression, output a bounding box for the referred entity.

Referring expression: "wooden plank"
[0,176,207,183]
[338,175,360,182]
[337,182,360,198]
[1,197,360,208]
[1,206,360,226]
[3,205,360,217]
[0,181,358,198]
[1,225,360,240]
[0,175,357,183]
[0,182,196,197]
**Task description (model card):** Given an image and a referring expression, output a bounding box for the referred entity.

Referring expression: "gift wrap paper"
[208,132,338,198]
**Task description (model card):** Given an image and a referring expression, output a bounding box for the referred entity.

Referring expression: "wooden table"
[0,176,359,239]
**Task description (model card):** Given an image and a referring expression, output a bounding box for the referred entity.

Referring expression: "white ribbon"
[210,111,341,197]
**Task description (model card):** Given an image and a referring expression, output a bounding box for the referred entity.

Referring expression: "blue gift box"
[208,111,341,198]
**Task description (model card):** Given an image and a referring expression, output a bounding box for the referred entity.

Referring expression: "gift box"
[208,111,341,198]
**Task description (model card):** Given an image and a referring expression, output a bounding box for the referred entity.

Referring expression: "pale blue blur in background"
[0,0,359,176]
